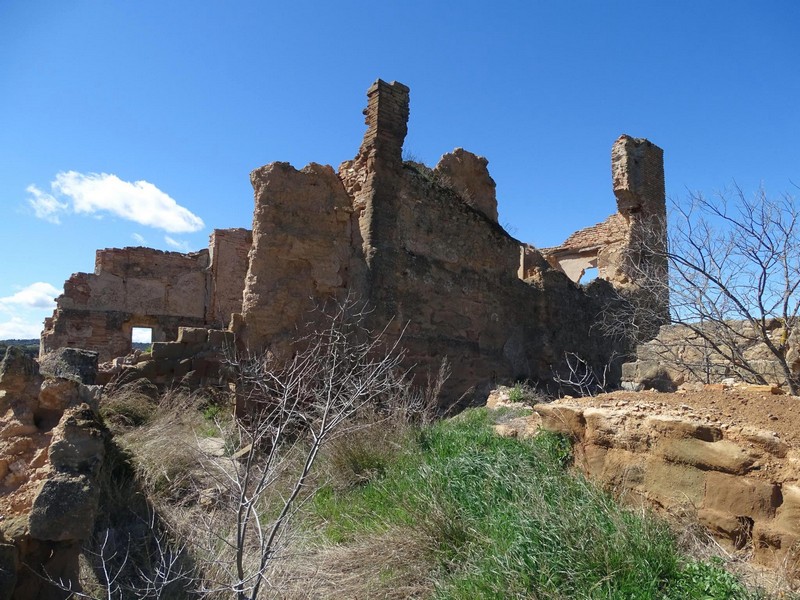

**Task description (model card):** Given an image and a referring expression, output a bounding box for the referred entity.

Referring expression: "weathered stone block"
[645,415,722,442]
[577,443,608,478]
[177,327,208,344]
[703,472,780,521]
[38,348,99,384]
[752,523,800,564]
[151,342,198,361]
[602,448,646,490]
[48,404,105,474]
[774,484,800,535]
[0,347,41,397]
[584,408,624,447]
[38,379,81,412]
[28,473,100,541]
[642,456,706,507]
[655,438,756,475]
[697,508,747,541]
[738,427,788,458]
[207,329,234,349]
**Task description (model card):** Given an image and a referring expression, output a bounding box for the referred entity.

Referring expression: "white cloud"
[132,232,147,244]
[26,171,204,233]
[26,185,68,224]
[0,282,61,310]
[164,235,190,252]
[0,316,44,340]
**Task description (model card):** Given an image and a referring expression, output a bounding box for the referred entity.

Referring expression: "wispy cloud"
[164,235,190,252]
[0,282,62,340]
[132,232,147,245]
[0,282,61,310]
[26,185,68,224]
[26,171,205,233]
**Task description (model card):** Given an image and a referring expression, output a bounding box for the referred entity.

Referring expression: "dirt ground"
[565,385,800,447]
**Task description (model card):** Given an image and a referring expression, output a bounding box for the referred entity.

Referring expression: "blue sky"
[1,1,798,339]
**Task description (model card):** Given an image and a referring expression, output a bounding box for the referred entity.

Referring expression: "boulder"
[39,348,99,385]
[48,404,105,474]
[28,473,100,541]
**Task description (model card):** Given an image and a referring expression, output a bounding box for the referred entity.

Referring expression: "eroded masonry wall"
[541,136,668,340]
[43,229,251,362]
[239,79,635,402]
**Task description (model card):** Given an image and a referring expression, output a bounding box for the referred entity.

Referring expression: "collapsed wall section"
[541,135,668,341]
[42,229,251,363]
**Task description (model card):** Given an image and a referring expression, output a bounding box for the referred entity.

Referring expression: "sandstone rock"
[37,379,81,412]
[655,438,757,475]
[643,456,706,507]
[576,443,608,478]
[644,415,722,442]
[0,347,41,398]
[703,471,780,521]
[773,484,800,535]
[698,509,753,549]
[582,408,619,447]
[752,523,800,561]
[38,348,99,384]
[207,329,234,349]
[28,472,100,541]
[601,448,646,490]
[738,427,789,458]
[177,326,208,344]
[48,404,105,474]
[533,404,585,438]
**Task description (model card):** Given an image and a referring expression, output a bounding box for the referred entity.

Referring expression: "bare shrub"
[191,298,408,600]
[600,184,800,393]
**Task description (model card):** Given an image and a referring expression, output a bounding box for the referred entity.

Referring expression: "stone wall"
[42,229,250,363]
[238,79,657,402]
[207,228,253,328]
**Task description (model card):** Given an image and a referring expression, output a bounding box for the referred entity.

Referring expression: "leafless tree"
[551,352,614,397]
[44,514,189,600]
[604,184,800,394]
[197,299,408,600]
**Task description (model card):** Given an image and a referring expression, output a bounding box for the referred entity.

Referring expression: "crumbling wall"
[43,229,251,363]
[238,163,358,351]
[239,79,635,402]
[207,228,252,328]
[541,136,669,341]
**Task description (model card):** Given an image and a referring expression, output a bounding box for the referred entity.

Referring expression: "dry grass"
[264,526,436,599]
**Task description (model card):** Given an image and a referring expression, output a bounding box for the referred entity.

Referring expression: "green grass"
[310,408,757,599]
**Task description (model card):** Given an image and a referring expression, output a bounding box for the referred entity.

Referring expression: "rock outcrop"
[534,395,800,566]
[0,347,106,599]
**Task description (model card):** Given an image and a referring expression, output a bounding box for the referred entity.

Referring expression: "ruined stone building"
[41,79,668,401]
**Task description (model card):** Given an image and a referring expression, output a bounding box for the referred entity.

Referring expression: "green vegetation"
[310,408,759,599]
[92,387,777,599]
